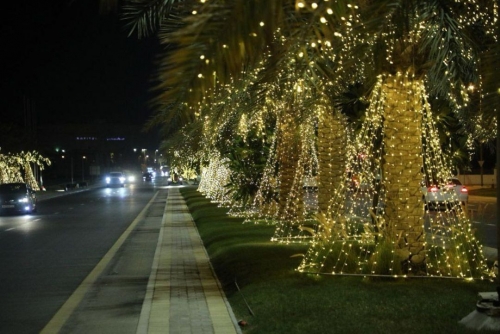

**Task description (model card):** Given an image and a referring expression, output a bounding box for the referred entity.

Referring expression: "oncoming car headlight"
[18,197,29,203]
[106,177,111,183]
[128,175,135,182]
[119,177,126,183]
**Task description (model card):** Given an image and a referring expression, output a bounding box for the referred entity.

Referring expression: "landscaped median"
[180,188,498,334]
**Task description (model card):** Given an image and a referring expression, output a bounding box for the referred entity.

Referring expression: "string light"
[0,151,51,191]
[164,0,497,280]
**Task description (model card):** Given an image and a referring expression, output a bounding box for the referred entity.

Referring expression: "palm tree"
[115,0,495,276]
[125,1,336,221]
[297,0,496,275]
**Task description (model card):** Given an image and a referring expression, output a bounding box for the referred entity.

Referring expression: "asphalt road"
[0,181,159,334]
[468,196,498,250]
[312,190,498,251]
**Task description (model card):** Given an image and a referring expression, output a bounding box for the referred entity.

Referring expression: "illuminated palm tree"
[297,0,496,275]
[121,1,323,217]
[116,0,495,275]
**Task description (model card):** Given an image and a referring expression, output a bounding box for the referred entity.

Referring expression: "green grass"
[468,187,497,197]
[180,188,498,334]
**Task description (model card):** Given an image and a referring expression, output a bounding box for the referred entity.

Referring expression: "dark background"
[0,0,160,126]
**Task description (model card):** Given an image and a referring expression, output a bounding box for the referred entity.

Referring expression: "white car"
[421,178,468,208]
[106,172,126,187]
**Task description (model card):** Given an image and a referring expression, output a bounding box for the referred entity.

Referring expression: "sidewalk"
[137,188,240,334]
[40,185,240,333]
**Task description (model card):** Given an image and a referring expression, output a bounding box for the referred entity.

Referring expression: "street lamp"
[82,156,86,182]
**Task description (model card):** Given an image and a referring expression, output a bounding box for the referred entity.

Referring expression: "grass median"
[180,187,498,334]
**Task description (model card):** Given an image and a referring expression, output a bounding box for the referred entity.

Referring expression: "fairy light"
[0,151,51,191]
[298,71,489,279]
[155,0,496,280]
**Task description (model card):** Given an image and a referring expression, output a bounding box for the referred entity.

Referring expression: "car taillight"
[460,187,468,193]
[428,186,438,192]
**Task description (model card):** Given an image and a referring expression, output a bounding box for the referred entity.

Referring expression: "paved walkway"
[137,188,240,334]
[37,185,240,333]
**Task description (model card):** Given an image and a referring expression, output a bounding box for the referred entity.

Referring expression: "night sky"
[1,1,160,126]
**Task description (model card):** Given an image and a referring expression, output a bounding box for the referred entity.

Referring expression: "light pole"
[82,156,86,182]
[71,156,74,184]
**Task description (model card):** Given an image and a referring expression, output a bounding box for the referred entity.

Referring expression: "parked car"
[421,177,468,208]
[0,183,37,214]
[106,172,126,187]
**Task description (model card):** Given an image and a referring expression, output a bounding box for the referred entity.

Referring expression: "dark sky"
[0,0,160,126]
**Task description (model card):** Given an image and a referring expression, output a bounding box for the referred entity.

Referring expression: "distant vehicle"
[146,167,157,178]
[126,174,136,183]
[142,172,153,182]
[106,172,126,187]
[0,183,37,214]
[421,177,468,208]
[303,176,318,190]
[160,166,169,177]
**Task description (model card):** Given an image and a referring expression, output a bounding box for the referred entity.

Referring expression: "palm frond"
[122,0,187,38]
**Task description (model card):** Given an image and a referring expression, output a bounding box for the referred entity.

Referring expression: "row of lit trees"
[115,0,498,278]
[0,151,51,191]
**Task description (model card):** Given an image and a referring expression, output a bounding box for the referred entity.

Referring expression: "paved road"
[0,181,157,333]
[306,190,498,254]
[468,195,498,250]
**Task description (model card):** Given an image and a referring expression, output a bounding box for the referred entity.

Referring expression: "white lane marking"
[41,191,160,334]
[6,228,15,231]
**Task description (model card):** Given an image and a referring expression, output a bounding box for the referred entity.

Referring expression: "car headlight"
[106,177,111,183]
[128,176,135,182]
[18,197,29,203]
[120,177,126,182]
[179,177,183,181]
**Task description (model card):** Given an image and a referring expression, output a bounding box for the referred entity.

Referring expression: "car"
[0,183,37,214]
[142,172,153,182]
[106,172,126,187]
[421,177,468,208]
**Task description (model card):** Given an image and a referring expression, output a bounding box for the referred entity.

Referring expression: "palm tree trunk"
[317,110,347,215]
[381,73,425,270]
[277,114,303,221]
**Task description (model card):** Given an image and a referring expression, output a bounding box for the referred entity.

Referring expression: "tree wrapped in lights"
[296,0,496,278]
[0,151,51,191]
[198,154,232,205]
[122,0,496,278]
[298,73,487,278]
